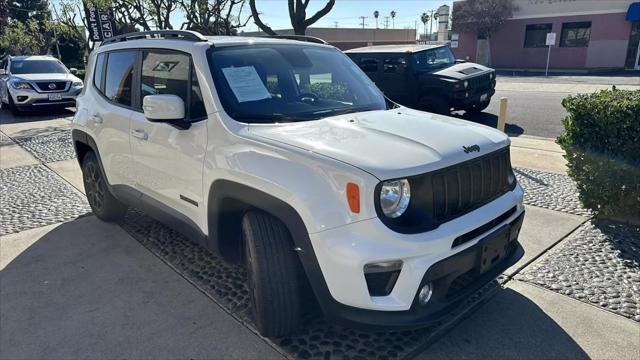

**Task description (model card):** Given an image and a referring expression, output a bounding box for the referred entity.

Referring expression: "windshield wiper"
[310,105,376,118]
[232,113,302,123]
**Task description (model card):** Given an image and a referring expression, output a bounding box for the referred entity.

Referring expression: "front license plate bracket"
[480,226,510,274]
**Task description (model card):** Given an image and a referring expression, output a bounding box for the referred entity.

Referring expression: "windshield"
[10,59,68,74]
[412,47,455,71]
[208,45,387,123]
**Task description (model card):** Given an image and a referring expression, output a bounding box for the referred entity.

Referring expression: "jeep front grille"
[376,147,515,234]
[431,148,512,222]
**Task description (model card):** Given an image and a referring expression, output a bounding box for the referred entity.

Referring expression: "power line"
[358,16,367,29]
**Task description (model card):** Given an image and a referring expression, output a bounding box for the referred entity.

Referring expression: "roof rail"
[261,35,328,45]
[100,30,207,46]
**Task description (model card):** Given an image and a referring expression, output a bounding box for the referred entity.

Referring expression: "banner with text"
[83,2,116,42]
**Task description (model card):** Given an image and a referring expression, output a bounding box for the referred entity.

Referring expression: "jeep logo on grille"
[48,83,57,90]
[463,144,480,153]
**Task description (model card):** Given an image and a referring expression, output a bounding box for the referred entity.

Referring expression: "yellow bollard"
[497,97,508,132]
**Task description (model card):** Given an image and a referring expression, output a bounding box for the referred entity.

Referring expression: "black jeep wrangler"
[346,44,496,114]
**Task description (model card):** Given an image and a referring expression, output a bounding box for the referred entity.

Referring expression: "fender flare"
[207,179,339,316]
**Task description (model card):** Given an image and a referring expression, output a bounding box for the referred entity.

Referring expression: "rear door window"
[104,51,136,107]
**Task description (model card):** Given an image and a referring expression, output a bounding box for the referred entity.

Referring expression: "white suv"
[72,31,525,336]
[0,55,84,114]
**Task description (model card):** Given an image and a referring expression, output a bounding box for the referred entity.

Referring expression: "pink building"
[451,0,640,71]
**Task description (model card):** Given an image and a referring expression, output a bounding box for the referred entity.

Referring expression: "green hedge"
[557,89,640,220]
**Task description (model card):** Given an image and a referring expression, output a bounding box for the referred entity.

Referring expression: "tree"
[373,10,379,29]
[179,0,252,35]
[249,0,336,35]
[390,10,395,29]
[0,20,48,55]
[451,0,516,65]
[0,0,8,31]
[420,12,429,40]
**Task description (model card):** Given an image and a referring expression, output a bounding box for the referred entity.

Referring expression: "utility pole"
[428,9,438,41]
[333,21,339,28]
[384,16,389,29]
[359,16,367,29]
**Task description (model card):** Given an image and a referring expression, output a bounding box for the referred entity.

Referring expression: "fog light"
[17,96,28,102]
[418,283,433,305]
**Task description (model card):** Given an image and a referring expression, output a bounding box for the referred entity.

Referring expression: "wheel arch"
[206,179,336,314]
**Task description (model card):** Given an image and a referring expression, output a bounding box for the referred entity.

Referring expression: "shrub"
[557,89,640,221]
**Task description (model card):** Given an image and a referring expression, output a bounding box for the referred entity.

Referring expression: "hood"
[248,108,510,180]
[13,73,81,83]
[430,62,492,80]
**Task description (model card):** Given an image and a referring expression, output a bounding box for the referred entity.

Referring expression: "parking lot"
[1,104,639,359]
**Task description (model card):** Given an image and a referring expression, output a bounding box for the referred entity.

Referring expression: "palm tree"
[390,11,396,29]
[421,12,429,40]
[373,10,379,28]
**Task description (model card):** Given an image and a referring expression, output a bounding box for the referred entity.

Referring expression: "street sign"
[450,40,458,48]
[545,32,556,46]
[83,2,116,42]
[545,32,556,76]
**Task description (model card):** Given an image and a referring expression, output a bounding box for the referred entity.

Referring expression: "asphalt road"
[455,89,569,139]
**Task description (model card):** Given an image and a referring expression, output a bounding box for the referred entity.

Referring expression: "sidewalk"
[1,110,639,359]
[509,135,567,174]
[495,74,640,93]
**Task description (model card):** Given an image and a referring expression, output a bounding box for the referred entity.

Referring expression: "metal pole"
[545,44,551,77]
[498,97,508,132]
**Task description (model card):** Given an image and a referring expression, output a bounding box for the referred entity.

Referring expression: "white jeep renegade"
[72,31,525,337]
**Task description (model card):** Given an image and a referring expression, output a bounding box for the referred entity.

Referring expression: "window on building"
[104,51,136,106]
[524,23,552,48]
[560,22,591,47]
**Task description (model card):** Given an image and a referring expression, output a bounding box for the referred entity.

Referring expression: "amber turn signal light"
[346,182,360,214]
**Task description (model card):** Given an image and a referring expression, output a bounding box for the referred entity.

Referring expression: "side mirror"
[143,95,188,128]
[455,59,467,64]
[69,68,78,75]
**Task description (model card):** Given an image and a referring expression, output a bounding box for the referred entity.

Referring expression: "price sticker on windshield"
[221,66,271,103]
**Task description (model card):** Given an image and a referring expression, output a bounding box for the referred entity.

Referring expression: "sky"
[48,0,454,37]
[241,0,455,32]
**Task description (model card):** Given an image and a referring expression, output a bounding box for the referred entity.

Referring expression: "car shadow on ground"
[452,110,525,137]
[0,215,282,359]
[421,287,590,359]
[0,107,75,125]
[1,214,588,359]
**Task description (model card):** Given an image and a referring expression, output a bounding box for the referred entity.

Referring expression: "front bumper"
[10,86,81,109]
[450,87,495,109]
[309,184,524,329]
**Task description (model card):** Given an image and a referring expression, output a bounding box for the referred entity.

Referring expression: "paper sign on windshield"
[221,66,271,103]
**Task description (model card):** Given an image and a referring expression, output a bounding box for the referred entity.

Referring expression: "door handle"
[89,114,103,124]
[131,129,148,140]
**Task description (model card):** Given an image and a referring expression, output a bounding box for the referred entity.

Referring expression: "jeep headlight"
[380,179,411,218]
[10,81,32,90]
[72,81,83,87]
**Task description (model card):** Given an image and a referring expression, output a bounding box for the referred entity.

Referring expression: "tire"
[242,211,301,337]
[81,152,127,221]
[465,100,491,114]
[420,96,450,115]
